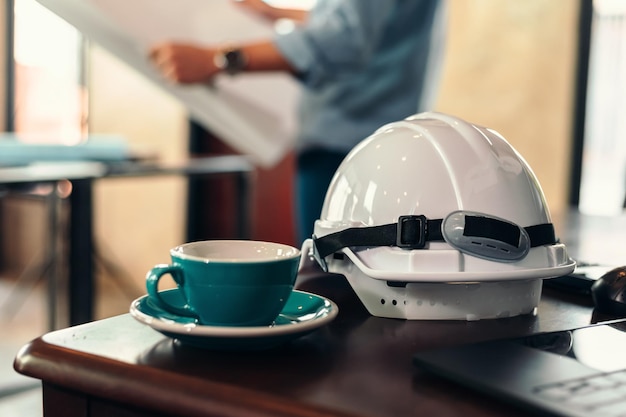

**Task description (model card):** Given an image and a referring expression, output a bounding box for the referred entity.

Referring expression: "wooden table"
[13,271,618,417]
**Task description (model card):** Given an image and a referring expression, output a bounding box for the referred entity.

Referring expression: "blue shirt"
[273,0,447,153]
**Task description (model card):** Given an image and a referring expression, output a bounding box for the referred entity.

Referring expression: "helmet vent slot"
[467,239,516,257]
[380,298,401,306]
[386,281,408,288]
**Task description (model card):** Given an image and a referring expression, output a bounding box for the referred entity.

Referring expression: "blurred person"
[149,0,448,244]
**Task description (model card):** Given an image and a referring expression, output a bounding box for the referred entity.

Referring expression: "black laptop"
[413,319,626,417]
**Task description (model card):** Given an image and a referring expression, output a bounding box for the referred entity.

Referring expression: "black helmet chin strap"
[312,213,557,270]
[314,216,442,260]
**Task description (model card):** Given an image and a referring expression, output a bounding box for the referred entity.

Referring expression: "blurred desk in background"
[0,155,253,327]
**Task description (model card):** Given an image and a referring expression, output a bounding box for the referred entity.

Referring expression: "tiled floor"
[0,268,138,417]
[0,274,46,417]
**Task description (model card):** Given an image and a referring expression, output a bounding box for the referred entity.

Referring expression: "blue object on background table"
[0,134,130,166]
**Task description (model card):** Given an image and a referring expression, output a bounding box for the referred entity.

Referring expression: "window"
[578,0,626,214]
[10,0,86,143]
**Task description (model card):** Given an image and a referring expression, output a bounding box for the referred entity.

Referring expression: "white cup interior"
[172,240,300,263]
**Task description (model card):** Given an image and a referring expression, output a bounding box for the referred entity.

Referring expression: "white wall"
[88,45,189,306]
[436,0,578,216]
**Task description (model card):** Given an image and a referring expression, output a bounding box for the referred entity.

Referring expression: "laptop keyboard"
[534,370,626,416]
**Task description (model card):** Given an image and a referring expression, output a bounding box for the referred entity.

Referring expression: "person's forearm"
[148,39,297,84]
[239,41,296,73]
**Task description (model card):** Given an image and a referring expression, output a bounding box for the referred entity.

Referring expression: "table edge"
[14,337,356,417]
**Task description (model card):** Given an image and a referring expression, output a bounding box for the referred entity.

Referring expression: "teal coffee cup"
[146,240,301,327]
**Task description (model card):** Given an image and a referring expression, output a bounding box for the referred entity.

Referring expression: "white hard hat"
[302,112,575,320]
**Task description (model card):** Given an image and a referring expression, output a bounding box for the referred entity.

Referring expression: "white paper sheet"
[36,0,300,167]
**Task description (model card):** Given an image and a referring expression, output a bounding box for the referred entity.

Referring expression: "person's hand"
[232,0,272,18]
[148,43,219,84]
[232,0,308,22]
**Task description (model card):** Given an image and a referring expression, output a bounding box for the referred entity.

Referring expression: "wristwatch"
[213,47,247,75]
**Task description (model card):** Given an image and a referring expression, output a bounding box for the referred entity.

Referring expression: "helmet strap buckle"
[396,215,427,249]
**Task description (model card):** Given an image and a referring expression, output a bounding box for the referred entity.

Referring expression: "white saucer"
[129,289,338,350]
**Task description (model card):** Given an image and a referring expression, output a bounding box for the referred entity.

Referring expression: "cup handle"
[145,264,198,319]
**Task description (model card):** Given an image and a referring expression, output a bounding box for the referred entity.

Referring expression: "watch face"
[221,49,246,75]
